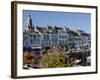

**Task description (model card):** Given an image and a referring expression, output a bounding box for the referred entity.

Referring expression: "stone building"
[23,15,91,49]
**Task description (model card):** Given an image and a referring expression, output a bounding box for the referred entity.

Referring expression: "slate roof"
[24,25,90,36]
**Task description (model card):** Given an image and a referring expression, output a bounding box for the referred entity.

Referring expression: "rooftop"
[24,25,90,36]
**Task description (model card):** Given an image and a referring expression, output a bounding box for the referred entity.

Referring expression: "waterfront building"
[76,30,91,49]
[58,29,68,47]
[23,15,91,49]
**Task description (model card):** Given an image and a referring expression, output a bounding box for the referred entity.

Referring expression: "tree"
[40,52,69,68]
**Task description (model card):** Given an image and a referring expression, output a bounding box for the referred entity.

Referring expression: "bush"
[40,52,68,68]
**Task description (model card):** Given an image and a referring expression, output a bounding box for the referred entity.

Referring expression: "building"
[23,31,41,48]
[58,29,68,47]
[25,15,32,32]
[76,30,91,48]
[23,15,91,49]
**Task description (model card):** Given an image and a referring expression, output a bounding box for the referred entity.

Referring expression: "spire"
[25,14,32,31]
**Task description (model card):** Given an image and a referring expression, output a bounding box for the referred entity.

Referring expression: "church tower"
[25,15,32,31]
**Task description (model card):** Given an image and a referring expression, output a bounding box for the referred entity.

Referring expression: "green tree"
[40,52,68,68]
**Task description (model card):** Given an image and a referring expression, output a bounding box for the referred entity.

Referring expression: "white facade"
[23,33,41,48]
[58,30,68,47]
[23,33,31,48]
[29,34,41,47]
[41,33,52,47]
[51,33,58,47]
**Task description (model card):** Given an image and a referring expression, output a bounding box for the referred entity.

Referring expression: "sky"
[23,10,91,33]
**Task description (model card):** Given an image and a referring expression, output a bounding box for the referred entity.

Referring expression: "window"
[47,35,49,38]
[30,35,32,37]
[43,35,46,39]
[59,35,61,39]
[34,35,36,38]
[65,40,67,44]
[62,40,64,44]
[30,39,33,44]
[59,40,62,44]
[65,35,67,39]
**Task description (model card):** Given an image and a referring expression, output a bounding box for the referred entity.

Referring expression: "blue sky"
[23,10,91,33]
